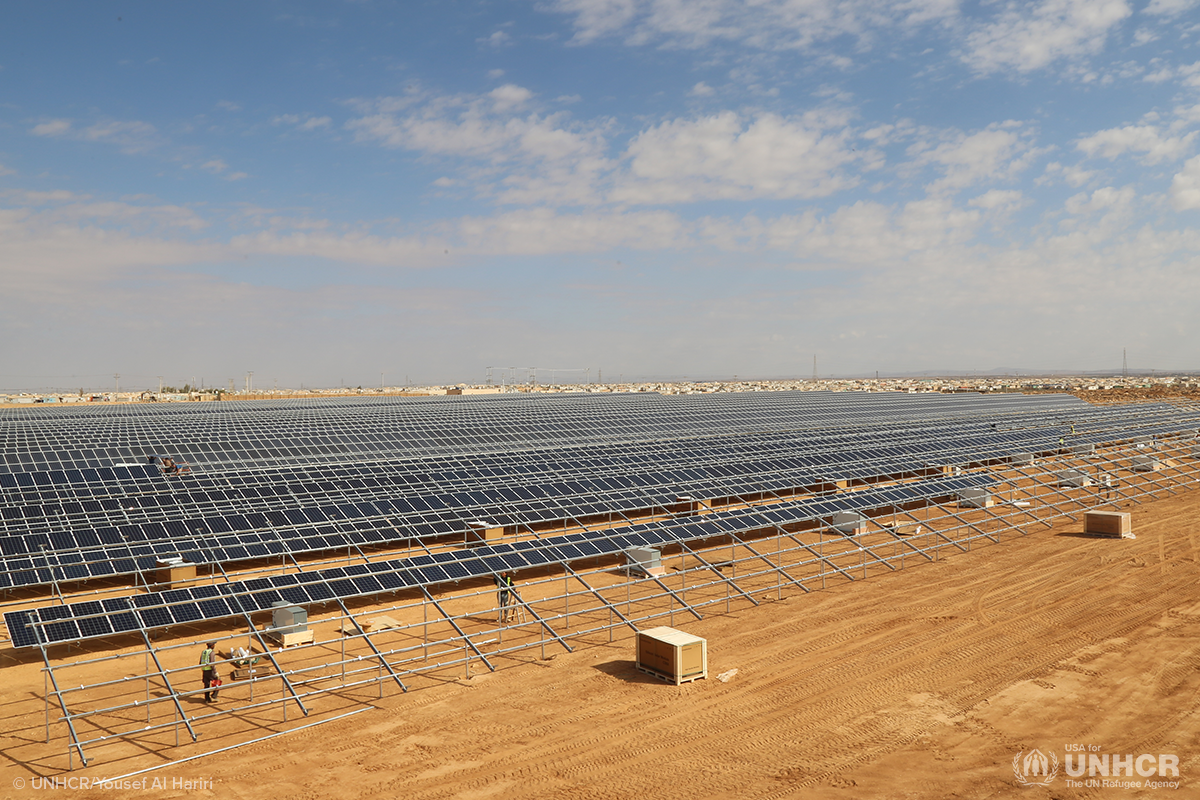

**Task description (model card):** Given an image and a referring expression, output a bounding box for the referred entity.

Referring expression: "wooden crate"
[1085,510,1134,539]
[636,627,707,685]
[265,629,314,648]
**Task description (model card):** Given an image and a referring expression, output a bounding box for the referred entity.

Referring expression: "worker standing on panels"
[199,642,219,703]
[495,572,514,623]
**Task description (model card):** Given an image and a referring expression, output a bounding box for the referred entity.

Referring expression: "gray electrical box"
[626,547,663,577]
[271,602,308,635]
[957,488,993,508]
[830,511,867,535]
[1056,469,1093,487]
[1131,455,1162,472]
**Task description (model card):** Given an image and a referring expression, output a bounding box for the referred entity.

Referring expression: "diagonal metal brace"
[895,509,968,553]
[766,528,849,584]
[235,606,309,717]
[562,565,635,635]
[506,583,574,652]
[139,628,198,742]
[642,552,703,621]
[422,587,494,672]
[336,598,406,692]
[677,541,760,606]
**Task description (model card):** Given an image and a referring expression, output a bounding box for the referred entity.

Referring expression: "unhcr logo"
[1012,749,1059,786]
[1011,747,1183,789]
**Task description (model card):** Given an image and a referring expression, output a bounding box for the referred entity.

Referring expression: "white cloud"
[960,0,1131,74]
[1076,125,1196,164]
[299,116,331,130]
[1141,60,1200,87]
[1143,0,1200,16]
[198,159,247,181]
[30,118,160,153]
[1064,185,1135,215]
[549,0,958,50]
[1170,155,1200,210]
[488,69,506,79]
[969,189,1027,212]
[489,84,533,113]
[346,87,611,205]
[611,110,875,204]
[216,100,242,111]
[908,123,1043,194]
[273,114,333,130]
[30,119,72,137]
[1038,161,1096,187]
[689,81,715,97]
[1131,28,1158,46]
[478,30,512,47]
[230,208,689,263]
[756,197,982,265]
[77,120,161,153]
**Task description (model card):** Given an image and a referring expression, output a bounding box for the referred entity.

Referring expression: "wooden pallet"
[635,663,706,685]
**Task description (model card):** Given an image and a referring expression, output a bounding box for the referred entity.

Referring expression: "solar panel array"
[0,391,1088,473]
[3,391,1197,648]
[5,473,994,648]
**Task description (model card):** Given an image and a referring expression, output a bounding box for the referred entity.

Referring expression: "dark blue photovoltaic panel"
[351,575,383,594]
[172,603,203,623]
[78,615,114,637]
[305,582,335,602]
[556,544,584,560]
[377,571,406,590]
[45,619,81,642]
[327,578,356,597]
[198,597,233,618]
[5,610,39,648]
[278,586,311,605]
[415,565,449,584]
[499,553,528,569]
[138,606,172,629]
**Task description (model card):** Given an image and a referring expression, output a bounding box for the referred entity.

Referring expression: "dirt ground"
[5,486,1200,799]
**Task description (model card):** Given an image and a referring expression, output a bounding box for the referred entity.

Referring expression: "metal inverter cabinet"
[636,626,707,685]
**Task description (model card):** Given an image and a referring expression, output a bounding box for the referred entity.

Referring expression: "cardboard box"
[636,626,707,685]
[466,520,504,546]
[1084,510,1133,539]
[154,562,196,589]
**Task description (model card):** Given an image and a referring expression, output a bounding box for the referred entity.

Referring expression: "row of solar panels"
[3,401,1187,527]
[2,395,1187,506]
[0,392,1091,472]
[3,416,1195,590]
[4,474,995,648]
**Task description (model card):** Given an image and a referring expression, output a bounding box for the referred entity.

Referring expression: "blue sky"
[3,0,1200,391]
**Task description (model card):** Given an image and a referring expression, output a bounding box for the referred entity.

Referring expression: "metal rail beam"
[335,598,407,692]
